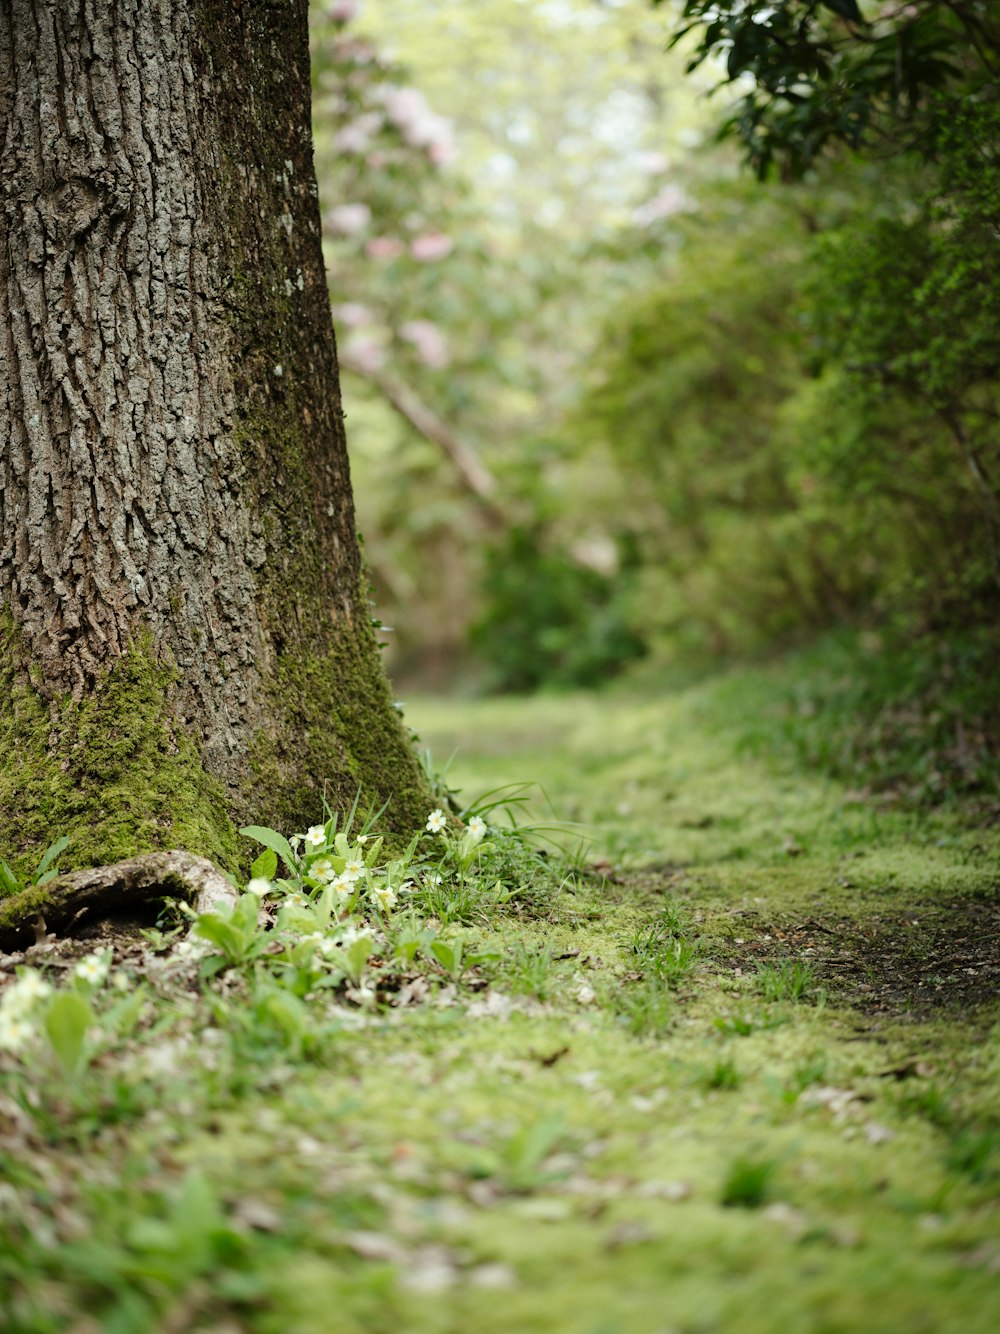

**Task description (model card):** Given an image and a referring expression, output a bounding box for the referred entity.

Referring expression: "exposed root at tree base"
[0,851,236,953]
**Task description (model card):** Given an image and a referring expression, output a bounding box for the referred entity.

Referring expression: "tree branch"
[342,357,507,529]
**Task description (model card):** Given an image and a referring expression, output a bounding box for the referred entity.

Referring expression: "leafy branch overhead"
[657,0,998,177]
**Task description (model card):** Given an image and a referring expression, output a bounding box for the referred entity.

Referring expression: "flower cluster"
[0,952,110,1056]
[425,809,492,876]
[0,968,52,1053]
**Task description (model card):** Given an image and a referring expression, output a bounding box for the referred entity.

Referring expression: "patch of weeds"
[755,959,821,1004]
[946,1124,1000,1183]
[499,1113,569,1192]
[714,1011,788,1037]
[720,1156,776,1209]
[426,935,502,985]
[650,935,698,987]
[615,977,673,1037]
[501,940,558,999]
[786,1055,828,1098]
[896,1081,954,1130]
[894,1082,1000,1183]
[622,903,687,960]
[703,1054,743,1090]
[0,834,70,900]
[621,909,697,989]
[415,871,492,925]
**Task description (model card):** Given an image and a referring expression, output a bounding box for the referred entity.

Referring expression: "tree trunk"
[0,0,430,877]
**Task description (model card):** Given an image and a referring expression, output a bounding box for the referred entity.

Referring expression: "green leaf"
[34,834,70,882]
[0,860,22,896]
[343,935,373,983]
[104,986,147,1039]
[240,826,298,876]
[430,939,461,976]
[44,992,94,1074]
[195,914,247,962]
[249,848,278,881]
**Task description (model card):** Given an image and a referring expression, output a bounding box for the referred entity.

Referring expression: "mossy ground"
[1,646,998,1333]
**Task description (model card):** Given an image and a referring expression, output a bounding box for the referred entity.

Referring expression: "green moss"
[0,617,240,881]
[0,883,51,932]
[245,621,430,841]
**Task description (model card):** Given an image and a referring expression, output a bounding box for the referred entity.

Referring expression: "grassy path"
[2,658,999,1332]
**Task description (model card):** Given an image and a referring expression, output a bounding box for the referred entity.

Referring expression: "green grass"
[2,640,999,1332]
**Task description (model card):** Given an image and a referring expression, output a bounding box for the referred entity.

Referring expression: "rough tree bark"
[0,0,431,883]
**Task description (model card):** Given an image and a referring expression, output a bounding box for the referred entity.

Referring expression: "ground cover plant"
[2,641,999,1333]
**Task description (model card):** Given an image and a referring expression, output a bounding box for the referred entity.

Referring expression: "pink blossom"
[636,151,670,175]
[326,202,371,234]
[334,302,372,328]
[427,138,457,168]
[326,0,360,22]
[632,185,693,226]
[365,236,405,260]
[410,233,453,262]
[343,336,385,375]
[399,320,449,370]
[382,86,430,127]
[335,112,383,154]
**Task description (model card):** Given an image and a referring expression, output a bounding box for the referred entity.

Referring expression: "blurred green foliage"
[309,0,999,708]
[472,526,647,692]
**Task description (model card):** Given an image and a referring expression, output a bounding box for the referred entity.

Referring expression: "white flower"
[284,892,308,910]
[356,835,369,844]
[467,816,487,841]
[370,884,397,912]
[3,969,51,1013]
[426,809,447,834]
[74,953,109,986]
[424,872,443,887]
[343,856,365,880]
[311,859,336,884]
[246,877,273,898]
[305,825,327,849]
[331,875,354,899]
[0,1011,34,1053]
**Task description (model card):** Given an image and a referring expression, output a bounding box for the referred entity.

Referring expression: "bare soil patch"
[712,898,1000,1018]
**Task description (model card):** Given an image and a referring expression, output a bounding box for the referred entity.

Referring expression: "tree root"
[0,851,238,953]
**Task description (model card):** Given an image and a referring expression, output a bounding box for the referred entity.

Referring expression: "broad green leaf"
[343,935,373,982]
[249,848,278,881]
[44,991,94,1074]
[239,826,298,876]
[430,939,460,975]
[194,914,246,961]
